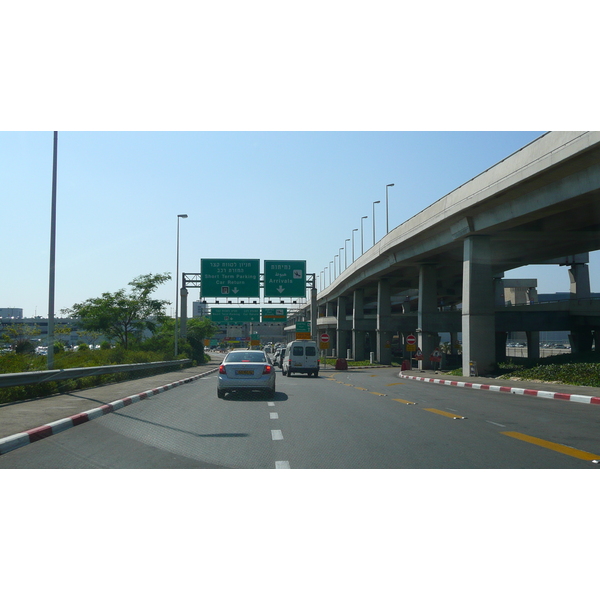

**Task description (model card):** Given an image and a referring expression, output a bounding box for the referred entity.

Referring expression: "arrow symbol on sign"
[277,286,285,293]
[232,287,239,294]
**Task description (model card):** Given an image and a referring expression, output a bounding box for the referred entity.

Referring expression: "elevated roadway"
[291,131,600,374]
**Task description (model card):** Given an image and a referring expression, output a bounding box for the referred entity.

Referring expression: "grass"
[446,351,600,387]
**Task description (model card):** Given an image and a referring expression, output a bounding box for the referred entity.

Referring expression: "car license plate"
[236,369,253,375]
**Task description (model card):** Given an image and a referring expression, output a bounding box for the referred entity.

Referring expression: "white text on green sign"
[201,259,260,297]
[264,260,306,297]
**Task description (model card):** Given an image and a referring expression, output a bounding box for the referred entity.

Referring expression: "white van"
[282,340,320,377]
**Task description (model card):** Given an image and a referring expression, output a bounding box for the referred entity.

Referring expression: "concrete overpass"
[289,131,600,374]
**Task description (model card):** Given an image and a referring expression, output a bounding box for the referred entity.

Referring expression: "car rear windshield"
[225,352,266,363]
[292,346,304,356]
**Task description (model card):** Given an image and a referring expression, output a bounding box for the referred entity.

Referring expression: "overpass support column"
[462,236,496,375]
[377,279,393,365]
[337,296,349,359]
[418,265,438,369]
[353,289,366,361]
[569,262,593,352]
[526,331,540,360]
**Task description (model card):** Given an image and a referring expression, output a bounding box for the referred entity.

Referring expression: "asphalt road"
[2,364,599,468]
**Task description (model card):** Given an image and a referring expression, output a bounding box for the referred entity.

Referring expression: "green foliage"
[0,347,186,404]
[65,273,171,349]
[1,323,41,354]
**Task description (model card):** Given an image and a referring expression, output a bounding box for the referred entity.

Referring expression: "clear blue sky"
[4,129,597,318]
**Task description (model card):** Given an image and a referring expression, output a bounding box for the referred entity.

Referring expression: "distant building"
[193,300,210,318]
[0,308,23,319]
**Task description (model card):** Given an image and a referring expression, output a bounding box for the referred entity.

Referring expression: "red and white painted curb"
[399,373,600,405]
[0,368,218,456]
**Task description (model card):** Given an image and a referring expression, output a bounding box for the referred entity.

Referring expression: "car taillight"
[219,365,226,374]
[263,365,272,374]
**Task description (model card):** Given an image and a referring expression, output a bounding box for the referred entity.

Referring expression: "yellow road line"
[393,398,416,405]
[423,408,466,420]
[369,392,386,397]
[501,431,600,461]
[355,387,367,391]
[386,383,406,386]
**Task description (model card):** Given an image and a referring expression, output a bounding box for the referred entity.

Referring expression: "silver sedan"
[217,350,276,399]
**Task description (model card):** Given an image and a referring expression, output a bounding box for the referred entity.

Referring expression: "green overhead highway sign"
[264,260,306,297]
[201,259,260,297]
[261,308,287,322]
[210,308,261,323]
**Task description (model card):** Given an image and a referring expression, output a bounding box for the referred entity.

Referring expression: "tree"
[66,273,171,349]
[1,323,41,354]
[185,317,219,362]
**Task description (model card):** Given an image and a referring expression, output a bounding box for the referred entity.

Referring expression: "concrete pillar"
[569,262,592,352]
[418,265,438,369]
[569,263,591,299]
[462,236,496,375]
[337,296,348,358]
[180,286,188,339]
[353,289,366,361]
[526,331,540,360]
[377,279,393,365]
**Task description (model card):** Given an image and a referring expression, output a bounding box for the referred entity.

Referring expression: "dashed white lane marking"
[271,430,284,440]
[267,402,275,407]
[275,461,291,469]
[270,412,279,419]
[487,421,506,427]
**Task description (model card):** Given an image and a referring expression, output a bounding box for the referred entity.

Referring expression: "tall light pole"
[344,239,350,270]
[351,228,358,263]
[174,213,188,356]
[360,216,367,255]
[386,183,395,234]
[47,131,58,370]
[320,270,324,291]
[329,261,333,285]
[338,248,343,274]
[334,256,338,280]
[372,200,380,246]
[325,266,329,287]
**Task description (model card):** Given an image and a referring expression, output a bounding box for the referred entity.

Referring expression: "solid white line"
[275,461,290,469]
[270,412,279,419]
[271,430,284,440]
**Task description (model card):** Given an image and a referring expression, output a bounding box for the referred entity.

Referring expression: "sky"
[1,130,597,317]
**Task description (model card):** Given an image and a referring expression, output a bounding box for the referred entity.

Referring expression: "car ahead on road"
[273,347,286,368]
[282,340,319,377]
[217,349,276,399]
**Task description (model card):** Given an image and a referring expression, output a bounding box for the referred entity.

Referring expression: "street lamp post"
[320,270,324,291]
[329,261,333,285]
[386,183,395,234]
[338,248,343,274]
[174,214,188,356]
[360,216,367,255]
[334,256,338,280]
[351,229,358,262]
[344,239,350,270]
[372,200,381,246]
[325,266,329,287]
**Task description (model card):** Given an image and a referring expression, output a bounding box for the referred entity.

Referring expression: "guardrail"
[0,359,192,389]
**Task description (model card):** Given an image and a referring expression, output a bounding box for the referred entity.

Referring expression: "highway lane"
[1,366,599,468]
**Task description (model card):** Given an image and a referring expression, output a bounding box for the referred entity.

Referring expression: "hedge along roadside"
[0,359,191,404]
